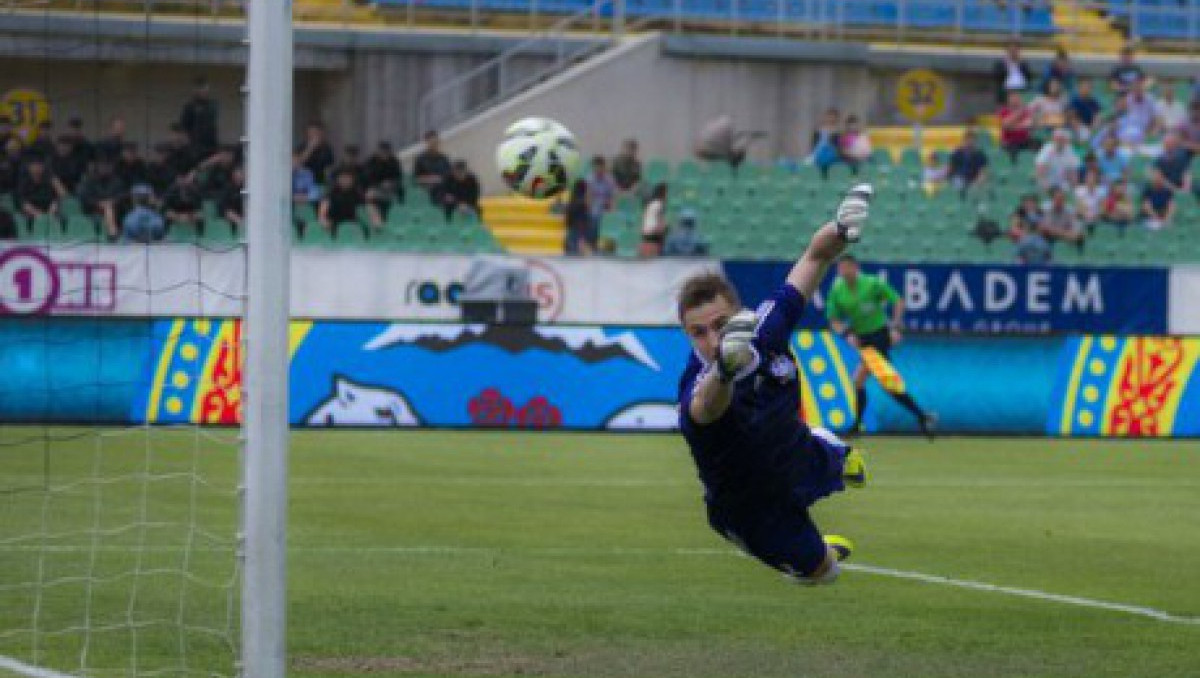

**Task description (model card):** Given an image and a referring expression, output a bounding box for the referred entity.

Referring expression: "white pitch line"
[0,655,82,678]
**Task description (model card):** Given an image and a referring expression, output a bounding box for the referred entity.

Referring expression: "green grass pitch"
[2,429,1198,677]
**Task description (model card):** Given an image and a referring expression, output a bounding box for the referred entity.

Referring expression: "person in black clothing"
[180,76,220,157]
[1109,45,1145,97]
[94,116,127,164]
[116,142,149,188]
[319,168,381,233]
[413,130,451,200]
[947,129,989,197]
[0,137,23,196]
[198,146,236,201]
[0,115,13,148]
[296,122,335,184]
[49,136,87,194]
[221,166,245,232]
[76,159,127,239]
[27,121,56,161]
[562,179,593,256]
[163,172,204,228]
[992,40,1033,105]
[146,143,178,199]
[365,141,404,206]
[64,116,94,167]
[442,160,481,222]
[18,157,59,224]
[165,123,203,177]
[332,144,367,188]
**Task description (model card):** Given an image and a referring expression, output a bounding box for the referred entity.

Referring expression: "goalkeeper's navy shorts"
[705,428,849,578]
[855,327,893,358]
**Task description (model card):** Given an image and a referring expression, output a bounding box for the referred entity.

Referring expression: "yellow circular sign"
[2,88,52,144]
[895,69,947,123]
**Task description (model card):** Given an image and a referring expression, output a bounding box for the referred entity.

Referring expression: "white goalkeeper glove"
[835,183,873,243]
[716,310,761,384]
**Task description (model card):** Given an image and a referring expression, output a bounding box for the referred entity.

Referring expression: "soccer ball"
[496,116,580,199]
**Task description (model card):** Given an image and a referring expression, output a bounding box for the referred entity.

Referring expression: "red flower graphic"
[468,387,515,427]
[516,395,562,429]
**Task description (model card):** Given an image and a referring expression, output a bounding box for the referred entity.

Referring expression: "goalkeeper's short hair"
[677,272,741,320]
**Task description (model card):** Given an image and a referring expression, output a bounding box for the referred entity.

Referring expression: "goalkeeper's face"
[682,297,738,363]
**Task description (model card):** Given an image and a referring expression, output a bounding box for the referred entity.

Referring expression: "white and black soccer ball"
[496,116,581,199]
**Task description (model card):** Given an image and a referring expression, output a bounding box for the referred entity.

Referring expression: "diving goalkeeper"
[675,185,872,586]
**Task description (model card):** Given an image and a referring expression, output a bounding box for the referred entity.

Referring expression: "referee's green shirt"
[825,274,900,336]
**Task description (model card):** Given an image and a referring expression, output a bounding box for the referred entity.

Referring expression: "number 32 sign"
[895,69,948,123]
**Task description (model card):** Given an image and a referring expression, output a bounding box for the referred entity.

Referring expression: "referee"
[825,255,935,437]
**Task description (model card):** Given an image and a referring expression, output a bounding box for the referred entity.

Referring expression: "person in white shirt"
[1155,84,1188,133]
[639,182,669,257]
[1028,78,1067,133]
[1035,129,1081,192]
[1074,168,1107,232]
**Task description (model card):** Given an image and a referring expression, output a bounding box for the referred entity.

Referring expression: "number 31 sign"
[895,69,948,124]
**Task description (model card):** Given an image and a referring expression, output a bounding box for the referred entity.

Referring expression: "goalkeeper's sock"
[853,387,867,431]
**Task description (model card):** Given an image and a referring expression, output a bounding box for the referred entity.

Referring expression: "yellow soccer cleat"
[825,534,854,562]
[843,447,868,488]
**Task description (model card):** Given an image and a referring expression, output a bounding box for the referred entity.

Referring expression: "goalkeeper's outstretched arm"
[786,184,872,299]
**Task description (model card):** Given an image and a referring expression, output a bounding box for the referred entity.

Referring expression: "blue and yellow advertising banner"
[0,318,1196,437]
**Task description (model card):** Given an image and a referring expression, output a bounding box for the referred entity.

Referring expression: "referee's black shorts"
[854,327,892,359]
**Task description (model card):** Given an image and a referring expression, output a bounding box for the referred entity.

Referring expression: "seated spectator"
[413,130,451,200]
[664,208,708,256]
[94,116,126,163]
[364,141,404,205]
[0,137,22,195]
[696,115,755,168]
[163,172,204,228]
[28,121,55,161]
[807,108,843,177]
[333,144,367,189]
[1035,129,1080,191]
[639,182,668,258]
[839,115,872,171]
[1140,173,1175,230]
[1156,83,1188,133]
[586,156,617,232]
[0,208,15,239]
[1074,168,1107,231]
[1109,45,1145,97]
[1102,178,1135,228]
[1042,47,1076,95]
[292,154,321,207]
[1029,78,1067,132]
[121,184,165,243]
[947,129,989,196]
[221,166,245,232]
[1153,132,1192,195]
[166,123,202,177]
[197,146,236,201]
[1061,108,1091,150]
[1077,152,1100,184]
[1180,101,1200,160]
[76,159,126,239]
[1069,79,1102,131]
[1040,186,1085,247]
[319,168,381,232]
[116,142,148,188]
[1012,218,1052,265]
[18,157,59,224]
[612,139,642,195]
[1095,133,1131,183]
[992,40,1032,104]
[999,90,1038,161]
[49,136,86,195]
[1009,193,1043,240]
[63,116,94,167]
[146,144,178,199]
[562,179,594,256]
[441,160,481,222]
[922,150,948,195]
[296,121,335,184]
[1117,79,1159,147]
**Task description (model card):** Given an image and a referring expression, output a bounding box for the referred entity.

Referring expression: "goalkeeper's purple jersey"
[677,284,821,512]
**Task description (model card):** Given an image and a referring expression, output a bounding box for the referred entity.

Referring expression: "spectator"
[1109,45,1145,97]
[221,166,245,231]
[162,172,204,228]
[0,137,20,195]
[839,115,872,172]
[198,146,236,201]
[639,182,668,258]
[664,208,708,256]
[1042,47,1076,94]
[1009,193,1043,240]
[94,116,127,163]
[164,123,201,177]
[49,136,86,195]
[1075,168,1107,231]
[947,129,989,196]
[333,144,367,189]
[146,143,178,199]
[63,116,94,167]
[121,184,165,243]
[1077,152,1101,185]
[992,40,1033,104]
[319,168,380,232]
[562,179,594,256]
[442,160,481,222]
[0,207,15,239]
[180,76,220,157]
[1118,78,1159,147]
[76,159,126,239]
[1012,218,1052,265]
[291,154,321,207]
[27,121,55,161]
[1069,79,1102,131]
[1095,133,1131,184]
[1180,100,1200,160]
[1154,132,1192,195]
[696,115,756,167]
[364,141,404,205]
[413,130,452,200]
[999,90,1038,161]
[586,156,617,236]
[17,157,59,224]
[808,108,843,177]
[1040,185,1085,247]
[612,138,642,194]
[1156,84,1188,133]
[1141,172,1175,230]
[1102,177,1136,228]
[296,121,335,185]
[116,142,149,188]
[1035,129,1081,191]
[922,150,949,195]
[1029,78,1068,133]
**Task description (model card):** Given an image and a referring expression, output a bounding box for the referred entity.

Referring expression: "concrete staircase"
[480,195,564,255]
[1051,0,1125,53]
